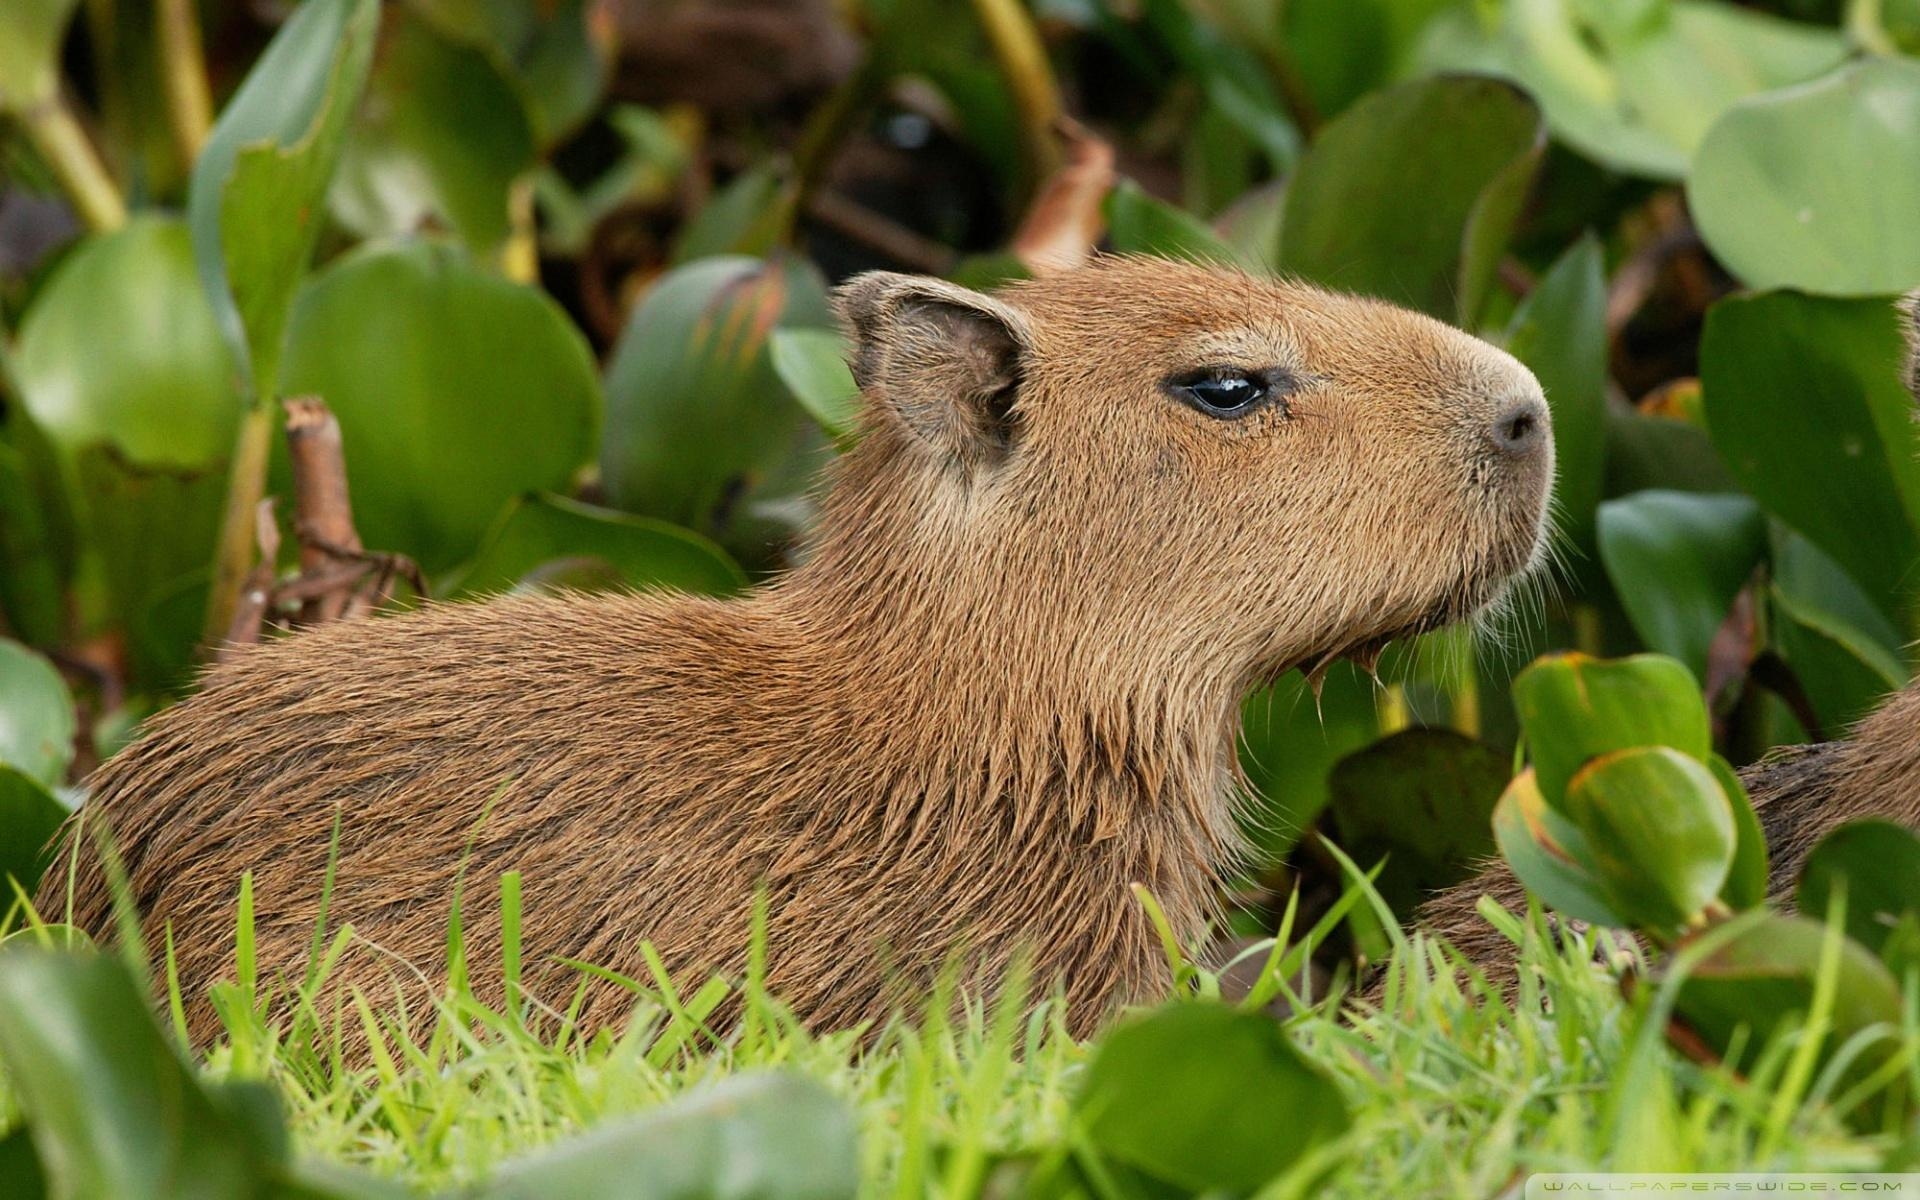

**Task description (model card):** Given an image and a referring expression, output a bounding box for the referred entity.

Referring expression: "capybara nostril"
[1489,397,1549,458]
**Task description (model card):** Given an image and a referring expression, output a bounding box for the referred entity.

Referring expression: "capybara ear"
[832,272,1034,471]
[1898,289,1918,407]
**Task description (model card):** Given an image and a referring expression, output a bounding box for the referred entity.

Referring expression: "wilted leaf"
[1596,491,1765,682]
[278,239,602,574]
[1511,652,1710,810]
[600,255,832,540]
[331,9,538,257]
[473,1073,859,1200]
[1701,291,1920,615]
[1278,75,1542,325]
[1075,1004,1349,1193]
[1506,234,1607,550]
[0,639,72,787]
[1798,820,1920,962]
[1691,58,1920,297]
[769,328,860,441]
[1560,746,1735,931]
[447,494,746,599]
[1492,767,1625,928]
[188,0,379,400]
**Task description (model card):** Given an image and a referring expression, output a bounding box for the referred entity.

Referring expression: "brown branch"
[804,189,958,276]
[284,397,366,624]
[218,498,282,660]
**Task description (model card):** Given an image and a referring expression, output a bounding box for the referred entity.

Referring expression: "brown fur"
[43,257,1553,1043]
[1411,287,1920,993]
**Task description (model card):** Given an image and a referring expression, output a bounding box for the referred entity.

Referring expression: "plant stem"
[203,404,276,644]
[21,99,127,232]
[157,0,214,166]
[970,0,1063,187]
[502,176,539,283]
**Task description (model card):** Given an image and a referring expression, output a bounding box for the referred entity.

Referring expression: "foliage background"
[1,0,1919,1191]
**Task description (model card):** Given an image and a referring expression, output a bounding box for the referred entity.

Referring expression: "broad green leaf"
[670,162,789,264]
[1711,755,1768,913]
[279,240,602,574]
[1238,667,1379,863]
[1691,58,1920,297]
[0,952,278,1199]
[13,218,242,469]
[1561,746,1735,931]
[1075,1004,1349,1193]
[446,494,746,599]
[0,768,66,898]
[1492,767,1626,927]
[1506,234,1607,550]
[1701,291,1920,614]
[1419,0,1846,180]
[1604,408,1739,496]
[0,639,72,787]
[0,0,78,112]
[1281,0,1458,119]
[188,0,379,400]
[1104,180,1237,267]
[769,328,860,441]
[0,438,70,648]
[1769,525,1908,732]
[474,1073,858,1200]
[411,0,613,145]
[331,9,538,257]
[1328,728,1508,913]
[1596,491,1765,682]
[1278,75,1542,325]
[1798,819,1920,961]
[1137,0,1301,171]
[1671,912,1905,1079]
[600,255,832,540]
[1512,652,1710,810]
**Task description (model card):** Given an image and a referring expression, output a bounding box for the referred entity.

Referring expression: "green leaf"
[1691,58,1920,297]
[473,1073,859,1200]
[1769,524,1909,732]
[0,768,67,894]
[1711,755,1768,913]
[0,638,72,787]
[670,162,789,264]
[1798,820,1920,961]
[12,217,243,469]
[1280,0,1458,119]
[278,240,602,574]
[1512,652,1710,810]
[1596,491,1765,682]
[0,0,78,112]
[446,494,746,599]
[1420,0,1846,180]
[0,952,279,1199]
[1238,668,1379,862]
[331,9,538,257]
[1278,75,1542,325]
[769,328,860,441]
[410,0,613,145]
[1701,291,1920,615]
[1671,911,1905,1076]
[1505,233,1607,550]
[1328,728,1508,912]
[1104,180,1237,267]
[1560,746,1735,931]
[600,255,832,539]
[1493,767,1627,928]
[1074,1004,1349,1193]
[0,430,72,649]
[188,0,379,400]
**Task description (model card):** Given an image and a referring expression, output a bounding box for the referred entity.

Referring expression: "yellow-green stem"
[157,0,214,166]
[21,98,127,232]
[969,0,1063,187]
[203,404,276,643]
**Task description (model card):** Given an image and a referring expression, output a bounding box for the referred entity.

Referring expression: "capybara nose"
[1489,396,1549,459]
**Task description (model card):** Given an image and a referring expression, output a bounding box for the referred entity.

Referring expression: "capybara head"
[823,256,1554,693]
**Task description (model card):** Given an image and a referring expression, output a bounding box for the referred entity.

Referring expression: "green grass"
[5,875,1916,1196]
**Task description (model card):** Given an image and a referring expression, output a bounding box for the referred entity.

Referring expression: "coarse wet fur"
[44,257,1555,1045]
[1411,289,1920,996]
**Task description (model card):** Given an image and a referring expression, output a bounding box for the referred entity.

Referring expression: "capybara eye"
[1168,369,1272,419]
